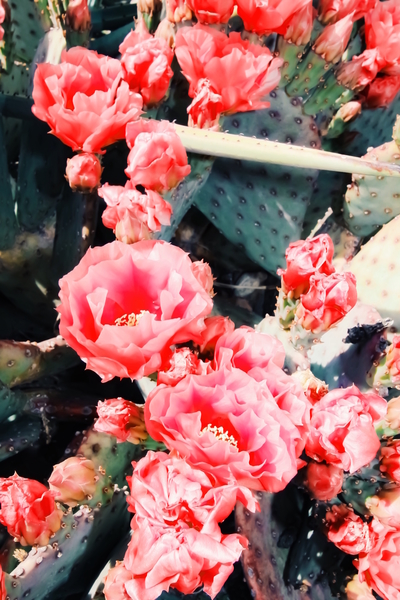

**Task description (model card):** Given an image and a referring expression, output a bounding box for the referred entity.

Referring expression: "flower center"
[114,311,148,327]
[200,424,238,448]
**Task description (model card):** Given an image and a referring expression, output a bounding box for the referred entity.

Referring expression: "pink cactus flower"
[145,365,305,492]
[0,474,62,546]
[119,22,174,107]
[175,24,283,115]
[99,184,172,244]
[277,234,335,298]
[326,504,375,554]
[32,47,142,153]
[304,461,343,501]
[57,240,213,382]
[295,272,357,333]
[305,385,387,472]
[125,119,191,192]
[94,398,147,444]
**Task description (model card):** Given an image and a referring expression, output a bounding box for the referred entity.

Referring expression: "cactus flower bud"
[336,49,380,91]
[166,0,192,22]
[366,488,400,527]
[49,457,97,507]
[65,153,102,193]
[191,259,214,296]
[277,234,335,298]
[0,474,63,546]
[380,441,400,482]
[284,2,315,45]
[313,13,355,63]
[138,0,162,16]
[386,396,400,430]
[66,0,91,32]
[155,18,175,48]
[186,0,234,24]
[94,398,148,444]
[335,101,362,123]
[346,574,375,600]
[304,461,343,500]
[295,271,357,333]
[104,562,133,600]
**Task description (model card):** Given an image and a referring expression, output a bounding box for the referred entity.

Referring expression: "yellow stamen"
[115,310,149,327]
[200,424,238,448]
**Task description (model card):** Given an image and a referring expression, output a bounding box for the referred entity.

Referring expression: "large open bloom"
[122,451,254,599]
[175,24,282,115]
[58,240,213,381]
[305,386,387,472]
[0,474,62,546]
[145,366,305,492]
[32,47,142,153]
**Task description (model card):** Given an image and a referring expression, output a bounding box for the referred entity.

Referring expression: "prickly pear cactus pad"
[193,89,321,275]
[4,0,400,599]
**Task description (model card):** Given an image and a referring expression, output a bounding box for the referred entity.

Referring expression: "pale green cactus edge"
[175,124,400,178]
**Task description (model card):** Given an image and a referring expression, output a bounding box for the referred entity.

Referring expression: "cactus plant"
[2,1,400,600]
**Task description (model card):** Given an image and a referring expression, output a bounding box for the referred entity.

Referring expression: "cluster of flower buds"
[277,234,357,343]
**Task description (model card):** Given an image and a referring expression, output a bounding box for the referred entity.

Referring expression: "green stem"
[175,125,400,178]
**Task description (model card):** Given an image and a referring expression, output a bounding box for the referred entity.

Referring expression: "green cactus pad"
[343,140,400,237]
[285,49,332,100]
[0,117,17,251]
[302,171,349,237]
[16,119,70,232]
[0,337,78,388]
[0,416,42,461]
[235,488,336,600]
[8,0,51,64]
[342,92,400,157]
[193,88,320,276]
[347,216,400,329]
[0,382,28,423]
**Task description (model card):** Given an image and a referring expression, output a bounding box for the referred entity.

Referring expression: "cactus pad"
[194,88,321,276]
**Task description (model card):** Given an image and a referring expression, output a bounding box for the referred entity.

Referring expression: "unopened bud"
[66,0,91,32]
[49,457,97,507]
[65,153,102,193]
[155,18,176,48]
